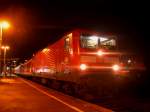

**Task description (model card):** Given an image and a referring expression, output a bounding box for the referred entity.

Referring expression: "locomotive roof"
[32,28,117,58]
[63,28,116,38]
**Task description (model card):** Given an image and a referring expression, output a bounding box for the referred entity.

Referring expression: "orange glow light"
[0,21,10,29]
[42,48,50,53]
[1,46,10,50]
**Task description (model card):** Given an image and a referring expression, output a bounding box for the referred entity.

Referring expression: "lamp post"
[1,46,10,76]
[0,21,10,74]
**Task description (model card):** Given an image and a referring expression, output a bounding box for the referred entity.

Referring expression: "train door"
[63,33,73,74]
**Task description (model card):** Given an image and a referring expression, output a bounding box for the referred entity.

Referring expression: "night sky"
[0,0,149,69]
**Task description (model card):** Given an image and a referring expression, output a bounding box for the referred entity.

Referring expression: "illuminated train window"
[80,33,116,49]
[64,33,72,53]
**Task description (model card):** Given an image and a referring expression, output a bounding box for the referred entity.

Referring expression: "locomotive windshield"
[80,33,116,50]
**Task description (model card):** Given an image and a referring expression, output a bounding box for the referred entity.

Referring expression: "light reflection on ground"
[0,77,21,84]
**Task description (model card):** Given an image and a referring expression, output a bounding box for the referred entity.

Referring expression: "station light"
[0,21,10,29]
[1,46,10,50]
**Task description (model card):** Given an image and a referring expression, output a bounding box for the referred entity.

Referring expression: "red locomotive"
[15,29,145,100]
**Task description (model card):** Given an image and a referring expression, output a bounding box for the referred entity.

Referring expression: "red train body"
[15,29,145,99]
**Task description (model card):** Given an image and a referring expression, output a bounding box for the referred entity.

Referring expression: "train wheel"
[33,77,40,83]
[47,79,52,87]
[62,83,74,95]
[51,80,60,90]
[41,78,47,85]
[74,84,94,101]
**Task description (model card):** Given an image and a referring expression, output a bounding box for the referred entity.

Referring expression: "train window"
[80,34,99,49]
[80,34,116,50]
[100,38,116,49]
[64,33,72,52]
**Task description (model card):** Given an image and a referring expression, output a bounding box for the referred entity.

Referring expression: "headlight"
[128,59,132,64]
[80,64,87,70]
[112,64,120,71]
[97,50,103,56]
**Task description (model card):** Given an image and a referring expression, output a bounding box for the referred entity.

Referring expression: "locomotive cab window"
[64,33,72,52]
[80,33,116,50]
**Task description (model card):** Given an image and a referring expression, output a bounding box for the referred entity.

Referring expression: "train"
[15,29,145,100]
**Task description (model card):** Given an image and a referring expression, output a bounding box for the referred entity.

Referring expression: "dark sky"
[0,0,149,67]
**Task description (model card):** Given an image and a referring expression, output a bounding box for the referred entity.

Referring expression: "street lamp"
[0,21,10,73]
[1,45,10,76]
